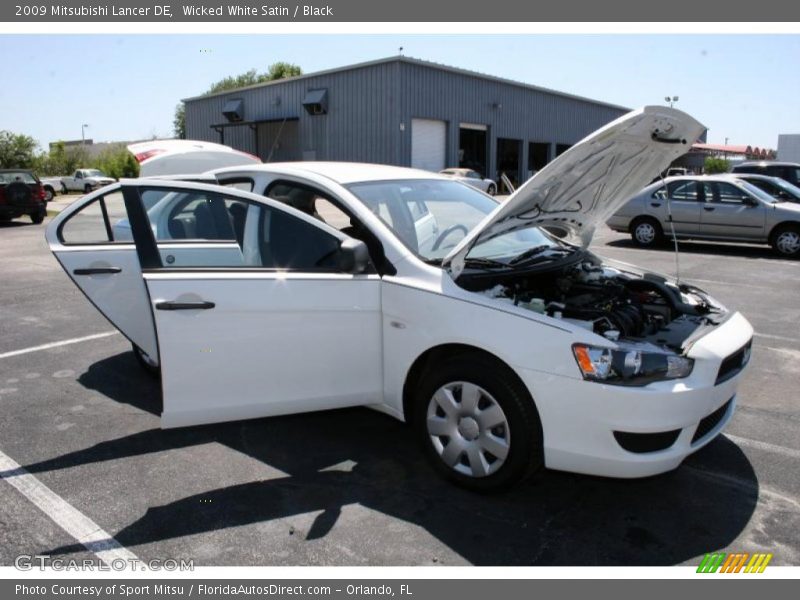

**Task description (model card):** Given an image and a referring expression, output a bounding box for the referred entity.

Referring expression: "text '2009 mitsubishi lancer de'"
[46,107,753,490]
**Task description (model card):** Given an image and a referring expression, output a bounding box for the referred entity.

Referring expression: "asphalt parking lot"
[1,211,799,567]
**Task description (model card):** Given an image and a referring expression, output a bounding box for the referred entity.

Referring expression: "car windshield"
[347,179,564,263]
[757,177,800,199]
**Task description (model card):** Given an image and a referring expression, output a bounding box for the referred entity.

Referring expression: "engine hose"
[624,278,704,317]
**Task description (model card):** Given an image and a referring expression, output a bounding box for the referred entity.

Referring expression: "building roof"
[182,56,630,112]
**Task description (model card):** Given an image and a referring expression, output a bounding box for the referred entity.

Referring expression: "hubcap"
[776,231,800,255]
[426,381,510,478]
[635,222,656,244]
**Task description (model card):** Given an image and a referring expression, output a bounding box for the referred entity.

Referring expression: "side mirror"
[744,197,759,207]
[338,238,370,274]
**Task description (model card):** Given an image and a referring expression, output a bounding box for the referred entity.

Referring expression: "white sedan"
[46,107,753,490]
[439,168,498,195]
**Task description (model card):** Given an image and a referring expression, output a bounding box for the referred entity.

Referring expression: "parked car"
[731,173,800,203]
[731,161,800,187]
[46,107,754,490]
[440,168,497,195]
[39,176,61,201]
[128,139,261,177]
[607,175,800,257]
[60,169,116,194]
[0,169,47,224]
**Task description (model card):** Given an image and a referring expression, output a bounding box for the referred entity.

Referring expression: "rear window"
[0,171,37,184]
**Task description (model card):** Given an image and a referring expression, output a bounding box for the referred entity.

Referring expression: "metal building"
[184,56,628,187]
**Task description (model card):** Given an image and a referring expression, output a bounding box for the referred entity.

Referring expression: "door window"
[139,187,341,271]
[713,182,751,204]
[667,181,701,201]
[58,191,129,245]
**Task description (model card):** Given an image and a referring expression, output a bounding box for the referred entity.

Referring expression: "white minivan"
[47,107,753,490]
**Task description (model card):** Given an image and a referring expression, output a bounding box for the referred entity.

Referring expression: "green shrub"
[704,157,730,174]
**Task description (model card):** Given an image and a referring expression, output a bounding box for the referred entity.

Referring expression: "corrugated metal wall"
[185,58,627,179]
[185,61,402,164]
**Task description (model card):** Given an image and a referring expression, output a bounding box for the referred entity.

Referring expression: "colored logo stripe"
[697,552,772,573]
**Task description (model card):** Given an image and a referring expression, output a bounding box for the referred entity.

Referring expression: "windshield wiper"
[507,244,574,266]
[463,257,511,270]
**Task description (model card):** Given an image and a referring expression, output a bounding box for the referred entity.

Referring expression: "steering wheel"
[431,224,469,251]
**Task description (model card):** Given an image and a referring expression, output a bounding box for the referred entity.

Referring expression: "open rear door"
[45,185,159,362]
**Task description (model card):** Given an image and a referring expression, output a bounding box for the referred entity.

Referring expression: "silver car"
[607,175,800,257]
[439,168,497,195]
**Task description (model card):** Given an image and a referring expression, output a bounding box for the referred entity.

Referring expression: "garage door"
[411,118,446,172]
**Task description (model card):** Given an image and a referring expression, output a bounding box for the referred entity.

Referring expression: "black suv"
[0,169,47,224]
[732,161,800,187]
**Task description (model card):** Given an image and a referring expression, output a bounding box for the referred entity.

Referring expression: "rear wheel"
[83,184,92,194]
[30,210,45,224]
[132,344,160,378]
[771,224,800,258]
[60,183,68,195]
[43,187,54,202]
[630,216,663,248]
[412,353,543,491]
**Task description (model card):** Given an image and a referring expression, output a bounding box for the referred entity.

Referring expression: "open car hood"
[443,106,705,278]
[128,140,261,177]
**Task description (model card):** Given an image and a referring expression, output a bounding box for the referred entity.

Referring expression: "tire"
[412,353,543,492]
[771,224,800,258]
[84,184,92,194]
[61,183,68,195]
[630,216,663,248]
[43,187,54,202]
[132,344,161,378]
[487,183,497,196]
[30,210,45,224]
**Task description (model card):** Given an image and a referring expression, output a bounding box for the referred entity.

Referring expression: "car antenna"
[660,172,681,285]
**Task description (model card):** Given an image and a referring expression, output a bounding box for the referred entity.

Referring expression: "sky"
[1,34,798,150]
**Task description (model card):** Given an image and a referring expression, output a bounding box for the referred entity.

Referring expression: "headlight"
[572,343,693,386]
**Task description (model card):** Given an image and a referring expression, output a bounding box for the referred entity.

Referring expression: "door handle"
[703,206,715,211]
[155,300,216,311]
[650,202,662,207]
[73,267,122,275]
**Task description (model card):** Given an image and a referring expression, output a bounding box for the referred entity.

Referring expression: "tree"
[704,156,730,174]
[173,103,186,139]
[0,130,38,169]
[93,145,140,179]
[173,62,302,139]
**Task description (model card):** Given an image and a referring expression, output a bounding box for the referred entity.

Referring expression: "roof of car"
[733,161,800,168]
[214,161,450,185]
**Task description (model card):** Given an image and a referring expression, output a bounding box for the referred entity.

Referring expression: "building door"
[411,118,447,172]
[496,138,521,188]
[459,123,488,178]
[528,142,550,177]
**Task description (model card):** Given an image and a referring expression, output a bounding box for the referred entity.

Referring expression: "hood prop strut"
[660,173,681,286]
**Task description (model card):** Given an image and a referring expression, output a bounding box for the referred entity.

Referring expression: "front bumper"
[518,311,753,478]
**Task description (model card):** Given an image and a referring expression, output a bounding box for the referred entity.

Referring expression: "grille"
[614,429,682,454]
[691,398,733,444]
[715,340,752,385]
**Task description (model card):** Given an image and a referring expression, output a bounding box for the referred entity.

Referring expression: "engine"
[473,258,716,349]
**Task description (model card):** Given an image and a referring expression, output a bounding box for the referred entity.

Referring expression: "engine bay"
[465,253,725,352]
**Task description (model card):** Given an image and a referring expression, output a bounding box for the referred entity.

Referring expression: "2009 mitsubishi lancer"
[46,107,752,490]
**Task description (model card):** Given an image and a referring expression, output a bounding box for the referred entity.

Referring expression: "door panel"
[146,274,383,428]
[701,182,766,240]
[657,181,703,235]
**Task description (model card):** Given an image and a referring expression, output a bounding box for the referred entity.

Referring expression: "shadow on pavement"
[604,238,793,261]
[24,352,761,566]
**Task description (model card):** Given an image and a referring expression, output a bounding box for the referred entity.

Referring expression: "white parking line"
[725,433,800,461]
[0,448,137,565]
[0,331,119,360]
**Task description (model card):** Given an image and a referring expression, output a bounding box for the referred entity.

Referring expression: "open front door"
[45,186,159,362]
[125,182,384,428]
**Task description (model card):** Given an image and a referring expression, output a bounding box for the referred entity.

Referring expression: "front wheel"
[630,217,663,248]
[60,183,68,195]
[771,224,800,258]
[132,344,160,377]
[83,184,93,194]
[413,354,543,491]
